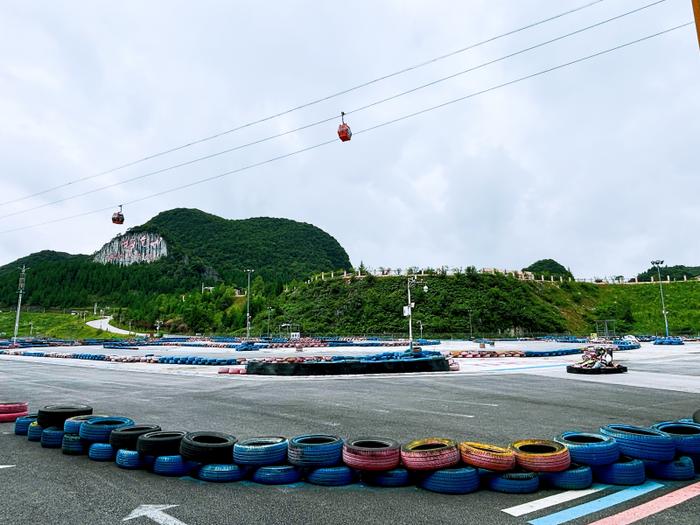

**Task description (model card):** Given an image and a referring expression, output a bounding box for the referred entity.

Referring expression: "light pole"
[651,260,670,336]
[468,310,474,340]
[267,307,273,337]
[418,320,423,339]
[245,269,254,339]
[405,276,428,351]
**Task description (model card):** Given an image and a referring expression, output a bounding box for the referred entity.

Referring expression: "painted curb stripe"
[527,481,663,525]
[502,485,609,516]
[586,481,700,525]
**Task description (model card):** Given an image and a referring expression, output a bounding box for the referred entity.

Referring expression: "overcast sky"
[0,0,698,279]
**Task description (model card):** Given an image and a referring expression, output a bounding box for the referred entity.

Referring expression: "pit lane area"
[1,346,698,525]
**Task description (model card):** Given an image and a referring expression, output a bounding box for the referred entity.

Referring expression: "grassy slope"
[0,311,125,340]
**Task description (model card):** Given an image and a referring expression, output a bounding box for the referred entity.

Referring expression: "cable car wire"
[0,0,669,222]
[0,21,691,236]
[0,0,607,208]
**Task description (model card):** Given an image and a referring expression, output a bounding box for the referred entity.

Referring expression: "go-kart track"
[1,341,699,525]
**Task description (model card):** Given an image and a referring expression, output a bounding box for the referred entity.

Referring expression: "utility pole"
[245,269,254,339]
[405,276,428,352]
[651,260,670,337]
[13,266,28,344]
[693,0,700,49]
[267,307,273,337]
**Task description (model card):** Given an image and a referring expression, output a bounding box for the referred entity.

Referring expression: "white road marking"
[502,484,609,517]
[123,504,187,525]
[0,465,16,469]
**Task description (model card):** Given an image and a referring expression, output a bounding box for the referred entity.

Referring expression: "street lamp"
[245,269,254,339]
[405,276,428,352]
[417,320,424,339]
[267,307,273,337]
[651,260,670,337]
[467,310,474,340]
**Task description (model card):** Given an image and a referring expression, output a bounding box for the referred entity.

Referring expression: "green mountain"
[524,259,574,279]
[636,264,700,282]
[0,209,351,308]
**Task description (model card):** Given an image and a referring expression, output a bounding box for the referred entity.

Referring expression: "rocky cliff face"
[93,232,167,266]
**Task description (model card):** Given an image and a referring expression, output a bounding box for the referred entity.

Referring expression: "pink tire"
[0,402,28,414]
[401,438,460,471]
[0,411,28,423]
[343,437,401,471]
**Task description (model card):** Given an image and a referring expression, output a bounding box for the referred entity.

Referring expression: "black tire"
[37,404,93,428]
[110,424,162,451]
[566,365,627,375]
[180,432,237,464]
[137,431,186,456]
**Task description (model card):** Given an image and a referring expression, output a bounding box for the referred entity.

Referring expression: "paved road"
[0,354,698,525]
[86,316,146,336]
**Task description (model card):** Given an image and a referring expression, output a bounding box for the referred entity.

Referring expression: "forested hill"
[0,209,351,307]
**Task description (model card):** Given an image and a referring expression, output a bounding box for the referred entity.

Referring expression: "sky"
[0,0,698,280]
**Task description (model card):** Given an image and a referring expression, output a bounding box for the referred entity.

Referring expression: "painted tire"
[484,470,540,494]
[419,467,479,495]
[197,464,247,482]
[592,456,646,485]
[27,421,44,442]
[116,449,144,469]
[459,441,516,471]
[64,414,107,435]
[644,456,695,481]
[401,438,460,471]
[599,424,675,461]
[62,434,86,455]
[37,404,92,428]
[233,436,288,466]
[40,427,65,448]
[555,432,619,466]
[153,455,198,476]
[14,414,37,436]
[251,465,302,485]
[0,411,28,423]
[651,421,700,454]
[510,439,571,472]
[110,424,162,451]
[689,454,700,474]
[288,434,343,467]
[180,431,237,464]
[307,466,356,486]
[541,464,593,490]
[0,402,28,414]
[342,437,400,471]
[79,416,134,443]
[88,443,115,461]
[362,468,411,487]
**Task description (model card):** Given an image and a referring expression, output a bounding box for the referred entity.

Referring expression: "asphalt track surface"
[1,347,698,525]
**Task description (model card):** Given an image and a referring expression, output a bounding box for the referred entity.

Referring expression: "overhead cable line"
[0,21,691,236]
[0,0,668,221]
[0,0,606,208]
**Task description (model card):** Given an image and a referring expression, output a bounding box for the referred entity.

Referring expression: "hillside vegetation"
[0,311,123,340]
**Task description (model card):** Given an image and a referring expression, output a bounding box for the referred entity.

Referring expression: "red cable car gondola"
[112,205,124,225]
[337,111,352,142]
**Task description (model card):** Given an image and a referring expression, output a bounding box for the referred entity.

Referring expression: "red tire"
[343,437,400,471]
[0,402,28,414]
[511,439,571,472]
[459,441,516,471]
[401,438,460,471]
[0,411,28,423]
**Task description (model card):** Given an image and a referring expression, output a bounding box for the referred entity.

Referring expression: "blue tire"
[651,421,700,454]
[197,464,247,482]
[61,434,85,455]
[153,455,198,476]
[592,456,645,485]
[40,427,64,449]
[233,436,288,466]
[419,467,479,495]
[288,434,342,467]
[14,415,37,436]
[689,454,700,474]
[362,468,411,487]
[599,424,675,461]
[644,456,695,481]
[307,466,356,487]
[116,449,143,469]
[64,415,103,435]
[484,471,539,494]
[252,465,301,485]
[88,443,115,461]
[541,464,592,490]
[27,422,44,442]
[555,432,619,466]
[80,416,134,443]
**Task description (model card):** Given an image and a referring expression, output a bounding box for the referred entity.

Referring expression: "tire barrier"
[554,432,620,466]
[251,465,302,485]
[401,438,460,471]
[540,464,593,490]
[62,434,85,455]
[653,337,684,345]
[0,411,28,423]
[690,454,700,474]
[307,466,356,486]
[644,456,695,481]
[342,437,401,471]
[40,427,64,449]
[197,464,247,482]
[153,455,198,476]
[180,432,237,464]
[483,470,540,494]
[651,422,700,454]
[418,467,480,495]
[592,456,646,485]
[27,421,44,442]
[288,434,343,467]
[64,415,104,435]
[88,443,115,461]
[137,431,186,457]
[566,365,627,375]
[110,424,162,451]
[459,442,516,472]
[14,415,37,436]
[247,356,450,376]
[510,440,571,472]
[233,437,288,466]
[599,424,675,461]
[0,401,28,414]
[362,468,411,487]
[37,404,92,429]
[116,449,144,469]
[79,416,134,443]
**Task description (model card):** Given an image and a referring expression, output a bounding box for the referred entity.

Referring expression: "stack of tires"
[112,425,161,469]
[229,436,292,484]
[287,434,347,486]
[137,431,194,476]
[1,401,29,423]
[400,438,477,494]
[79,416,134,462]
